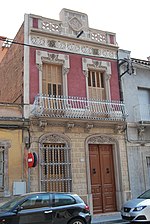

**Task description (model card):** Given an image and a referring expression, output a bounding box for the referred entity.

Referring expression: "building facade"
[119,49,150,199]
[0,9,130,214]
[0,104,27,200]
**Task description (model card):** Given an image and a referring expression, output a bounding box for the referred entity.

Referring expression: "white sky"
[1,0,150,60]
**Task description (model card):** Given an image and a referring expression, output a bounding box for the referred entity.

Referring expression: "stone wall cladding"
[29,124,130,202]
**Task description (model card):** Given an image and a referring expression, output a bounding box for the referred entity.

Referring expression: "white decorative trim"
[24,14,30,119]
[31,36,117,60]
[36,50,70,96]
[82,58,112,100]
[82,58,111,75]
[68,16,83,32]
[39,133,71,147]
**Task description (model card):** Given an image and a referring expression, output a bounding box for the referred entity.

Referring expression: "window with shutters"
[0,143,9,193]
[138,87,150,120]
[40,143,72,192]
[0,147,4,189]
[88,70,106,100]
[42,63,62,96]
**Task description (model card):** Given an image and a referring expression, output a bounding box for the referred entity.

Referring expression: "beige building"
[0,104,27,200]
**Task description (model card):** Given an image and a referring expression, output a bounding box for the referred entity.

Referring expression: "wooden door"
[89,144,116,214]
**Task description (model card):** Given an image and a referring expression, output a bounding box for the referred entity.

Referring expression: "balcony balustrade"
[31,94,127,121]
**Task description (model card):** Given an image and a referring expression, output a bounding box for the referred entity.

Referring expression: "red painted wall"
[110,60,120,100]
[67,54,86,98]
[29,48,120,103]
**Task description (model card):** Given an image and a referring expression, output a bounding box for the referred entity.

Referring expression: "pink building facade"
[0,9,130,214]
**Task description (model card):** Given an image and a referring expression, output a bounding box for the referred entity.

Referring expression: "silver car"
[121,189,150,223]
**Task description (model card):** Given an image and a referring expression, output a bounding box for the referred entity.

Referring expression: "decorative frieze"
[39,133,70,146]
[36,50,70,70]
[31,36,117,59]
[87,135,117,144]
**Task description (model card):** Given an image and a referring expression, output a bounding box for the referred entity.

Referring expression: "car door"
[16,193,53,224]
[51,194,77,224]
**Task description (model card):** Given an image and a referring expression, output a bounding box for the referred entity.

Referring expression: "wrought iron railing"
[31,94,128,121]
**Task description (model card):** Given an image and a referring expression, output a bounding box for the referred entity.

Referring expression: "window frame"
[42,63,63,96]
[40,143,72,193]
[88,69,106,100]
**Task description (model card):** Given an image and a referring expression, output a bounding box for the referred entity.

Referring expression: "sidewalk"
[91,212,128,224]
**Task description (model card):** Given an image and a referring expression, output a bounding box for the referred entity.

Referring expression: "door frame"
[85,134,122,214]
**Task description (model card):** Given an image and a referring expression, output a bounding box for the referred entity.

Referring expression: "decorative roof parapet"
[29,8,117,47]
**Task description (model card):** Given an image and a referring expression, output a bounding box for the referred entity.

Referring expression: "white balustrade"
[31,95,127,121]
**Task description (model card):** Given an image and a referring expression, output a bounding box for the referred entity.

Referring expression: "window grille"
[40,143,72,192]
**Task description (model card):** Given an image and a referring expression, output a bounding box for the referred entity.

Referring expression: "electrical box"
[13,181,26,195]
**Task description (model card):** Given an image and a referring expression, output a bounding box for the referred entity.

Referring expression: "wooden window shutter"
[42,63,62,96]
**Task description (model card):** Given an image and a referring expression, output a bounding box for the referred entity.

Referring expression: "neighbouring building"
[0,103,28,200]
[119,49,150,198]
[0,9,130,214]
[0,37,9,63]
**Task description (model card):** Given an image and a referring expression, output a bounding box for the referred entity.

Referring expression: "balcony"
[31,94,127,121]
[134,104,150,122]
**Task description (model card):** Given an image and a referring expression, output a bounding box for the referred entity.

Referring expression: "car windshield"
[138,189,150,199]
[0,196,24,211]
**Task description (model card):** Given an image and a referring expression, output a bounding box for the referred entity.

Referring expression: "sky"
[1,0,150,60]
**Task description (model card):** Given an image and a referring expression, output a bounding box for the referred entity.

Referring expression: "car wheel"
[68,218,85,224]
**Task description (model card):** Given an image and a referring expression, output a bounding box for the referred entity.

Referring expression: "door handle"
[44,210,52,214]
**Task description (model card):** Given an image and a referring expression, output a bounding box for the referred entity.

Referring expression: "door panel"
[100,145,116,212]
[89,146,102,213]
[89,144,116,214]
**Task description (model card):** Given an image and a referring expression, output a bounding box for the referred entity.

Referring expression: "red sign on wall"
[28,152,38,168]
[28,152,34,168]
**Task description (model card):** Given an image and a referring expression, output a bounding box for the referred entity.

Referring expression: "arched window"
[39,134,72,192]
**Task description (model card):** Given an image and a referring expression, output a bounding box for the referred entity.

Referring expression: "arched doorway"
[87,135,119,214]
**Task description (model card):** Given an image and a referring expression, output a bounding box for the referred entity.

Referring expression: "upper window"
[88,70,106,100]
[42,63,62,96]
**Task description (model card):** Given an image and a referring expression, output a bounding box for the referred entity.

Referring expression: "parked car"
[121,188,150,223]
[0,192,91,224]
